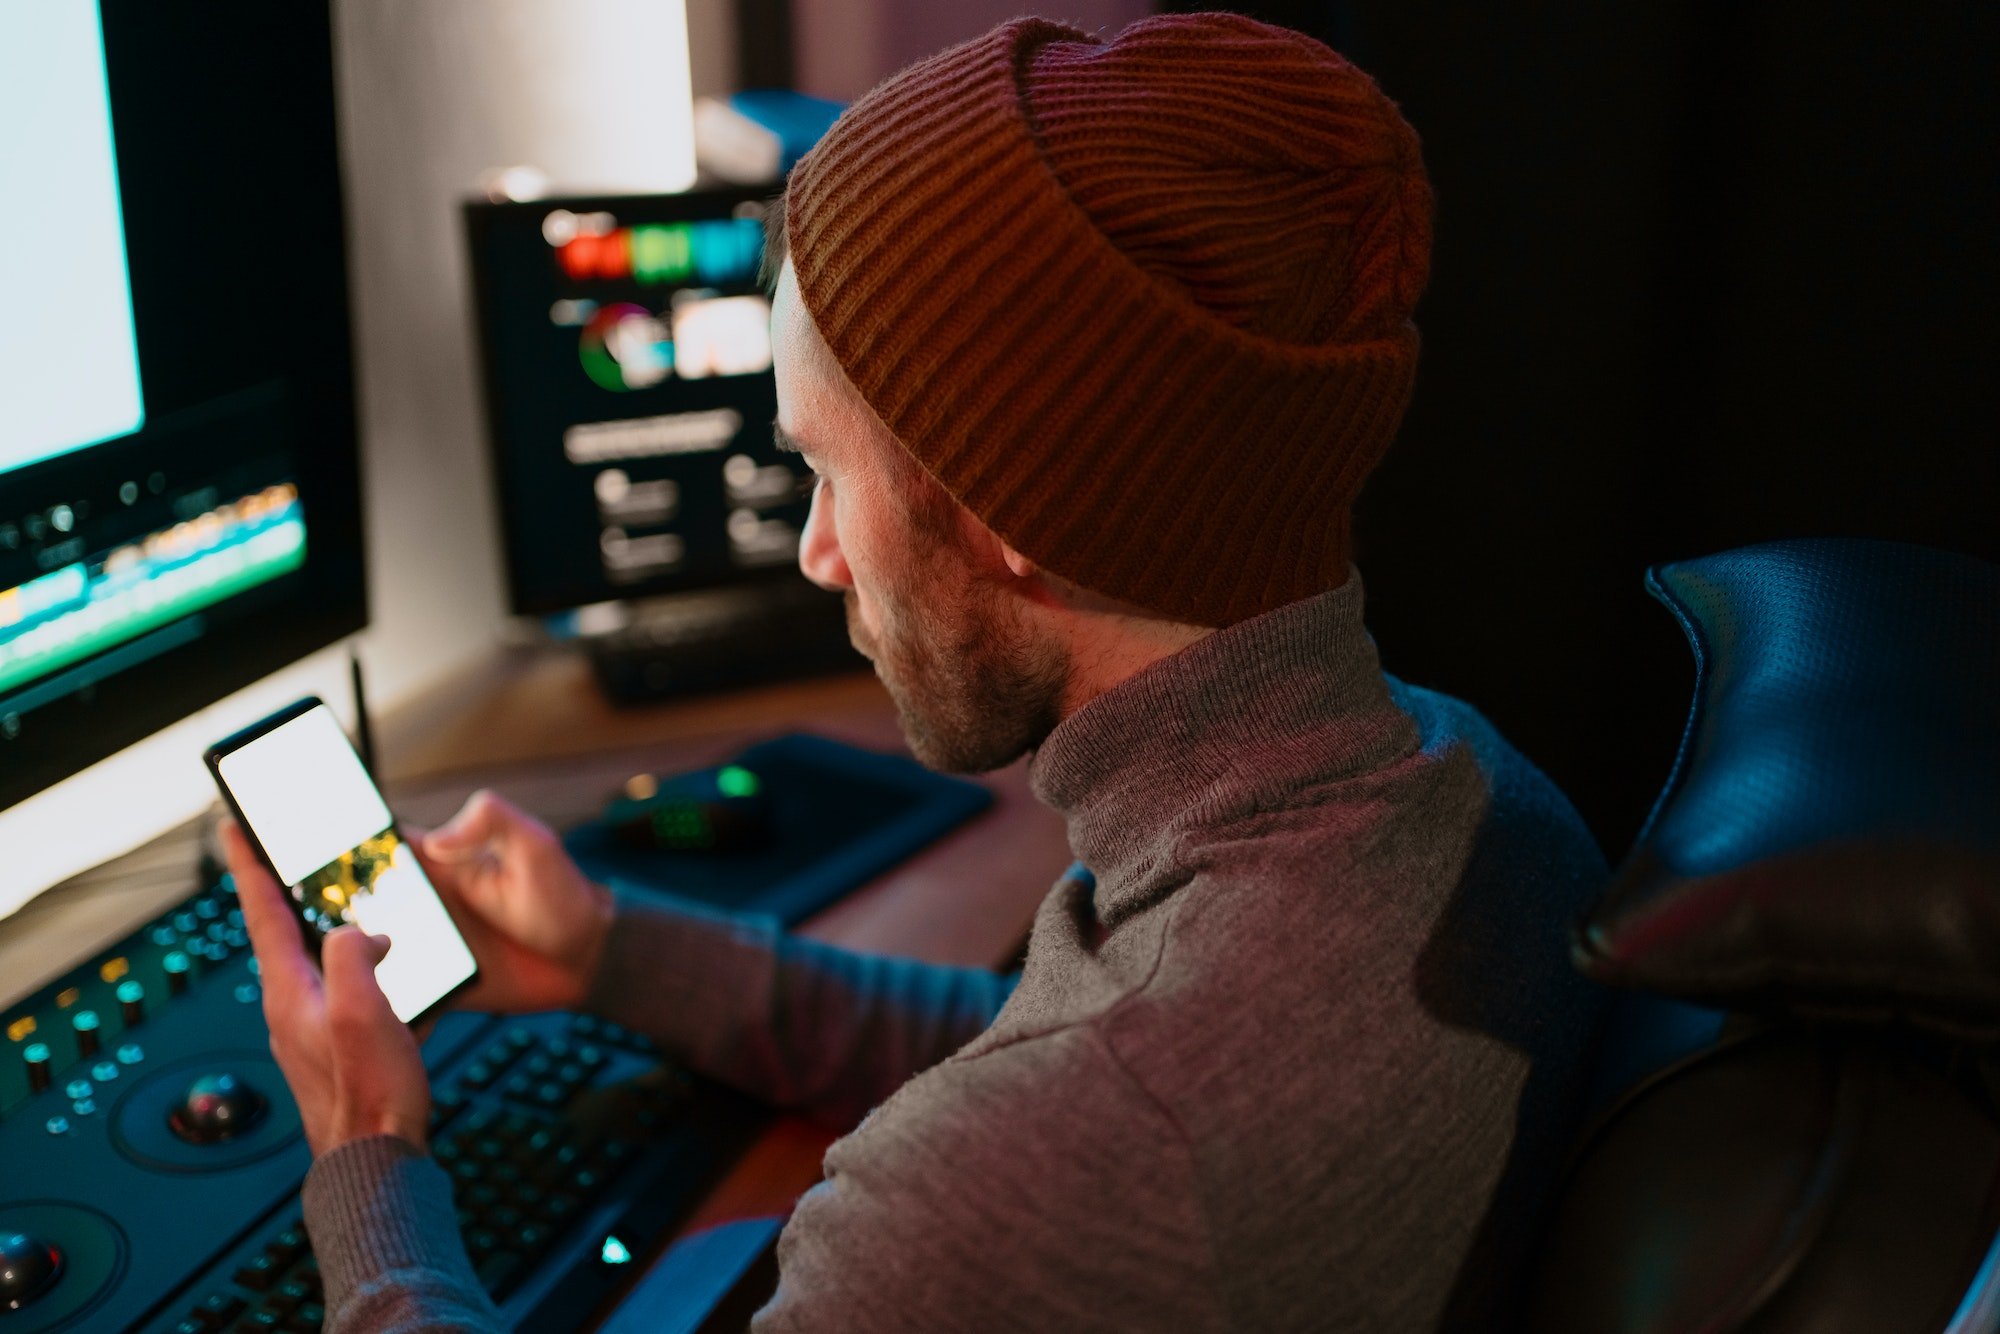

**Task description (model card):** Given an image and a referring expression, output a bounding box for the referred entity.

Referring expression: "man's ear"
[997,540,1071,611]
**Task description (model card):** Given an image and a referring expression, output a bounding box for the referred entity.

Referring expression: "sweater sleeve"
[302,1135,502,1334]
[584,895,1025,1127]
[297,885,1044,1332]
[750,1026,1226,1333]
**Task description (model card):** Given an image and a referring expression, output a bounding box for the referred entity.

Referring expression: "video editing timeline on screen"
[465,189,820,618]
[0,480,306,726]
[0,867,760,1333]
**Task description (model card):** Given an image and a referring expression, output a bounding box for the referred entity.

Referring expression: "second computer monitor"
[466,188,818,617]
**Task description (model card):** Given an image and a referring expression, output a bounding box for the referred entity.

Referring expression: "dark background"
[1160,1,1999,854]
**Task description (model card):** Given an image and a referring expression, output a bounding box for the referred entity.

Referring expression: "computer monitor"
[0,1,365,914]
[464,188,826,618]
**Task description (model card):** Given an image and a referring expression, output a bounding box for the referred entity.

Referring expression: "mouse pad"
[563,733,993,926]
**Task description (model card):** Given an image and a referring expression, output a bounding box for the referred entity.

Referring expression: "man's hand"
[223,822,430,1158]
[418,790,615,1016]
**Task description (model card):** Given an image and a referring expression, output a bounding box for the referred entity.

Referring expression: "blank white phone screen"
[217,704,476,1022]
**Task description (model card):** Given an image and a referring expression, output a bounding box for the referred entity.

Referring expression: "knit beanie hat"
[786,12,1432,626]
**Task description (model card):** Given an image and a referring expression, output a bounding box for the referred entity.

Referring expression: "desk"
[379,647,1072,1324]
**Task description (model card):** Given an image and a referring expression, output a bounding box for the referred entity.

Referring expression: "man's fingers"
[422,789,514,861]
[221,820,316,1004]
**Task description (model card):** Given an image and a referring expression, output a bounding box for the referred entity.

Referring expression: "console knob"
[163,951,192,996]
[70,1010,101,1058]
[22,1042,52,1094]
[0,1231,63,1312]
[168,1071,267,1144]
[117,979,146,1026]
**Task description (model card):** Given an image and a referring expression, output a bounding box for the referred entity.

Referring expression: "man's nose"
[797,482,851,592]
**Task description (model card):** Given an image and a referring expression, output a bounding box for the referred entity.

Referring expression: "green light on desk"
[716,766,760,798]
[601,1234,633,1266]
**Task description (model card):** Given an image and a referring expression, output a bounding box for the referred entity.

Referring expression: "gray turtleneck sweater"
[303,578,1608,1331]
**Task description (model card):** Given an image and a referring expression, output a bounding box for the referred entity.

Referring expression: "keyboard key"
[267,1228,309,1266]
[288,1303,325,1332]
[193,1292,247,1326]
[429,1092,468,1133]
[234,1254,283,1291]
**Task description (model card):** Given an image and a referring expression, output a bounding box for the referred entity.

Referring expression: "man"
[227,13,1608,1331]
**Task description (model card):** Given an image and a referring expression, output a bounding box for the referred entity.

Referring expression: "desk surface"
[382,649,1071,1323]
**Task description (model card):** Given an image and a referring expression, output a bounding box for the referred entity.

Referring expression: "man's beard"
[847,575,1067,775]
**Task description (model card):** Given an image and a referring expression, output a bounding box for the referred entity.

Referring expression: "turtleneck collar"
[1028,573,1417,925]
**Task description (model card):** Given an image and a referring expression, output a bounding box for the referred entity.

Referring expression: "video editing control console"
[0,874,762,1332]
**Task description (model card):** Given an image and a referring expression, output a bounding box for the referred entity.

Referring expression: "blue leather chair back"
[1530,539,2000,1334]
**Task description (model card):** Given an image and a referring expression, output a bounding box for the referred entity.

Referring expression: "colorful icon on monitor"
[579,303,672,392]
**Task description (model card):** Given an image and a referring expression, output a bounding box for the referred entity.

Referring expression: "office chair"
[1526,538,2000,1333]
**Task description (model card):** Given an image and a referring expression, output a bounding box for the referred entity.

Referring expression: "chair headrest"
[1576,538,2000,1036]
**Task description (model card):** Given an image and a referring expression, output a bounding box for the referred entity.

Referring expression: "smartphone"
[205,696,479,1025]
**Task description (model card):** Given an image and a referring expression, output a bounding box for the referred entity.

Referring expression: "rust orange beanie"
[785,12,1432,626]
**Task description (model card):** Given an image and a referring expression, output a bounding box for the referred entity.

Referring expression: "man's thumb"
[321,927,395,1018]
[424,789,508,858]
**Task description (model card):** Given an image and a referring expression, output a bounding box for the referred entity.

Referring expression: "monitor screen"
[465,189,820,615]
[0,0,365,813]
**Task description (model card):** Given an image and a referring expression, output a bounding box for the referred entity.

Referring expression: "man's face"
[770,261,1065,773]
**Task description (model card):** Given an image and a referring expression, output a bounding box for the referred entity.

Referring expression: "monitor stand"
[552,583,862,705]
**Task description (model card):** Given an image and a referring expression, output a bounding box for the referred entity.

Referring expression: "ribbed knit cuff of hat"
[785,14,1432,626]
